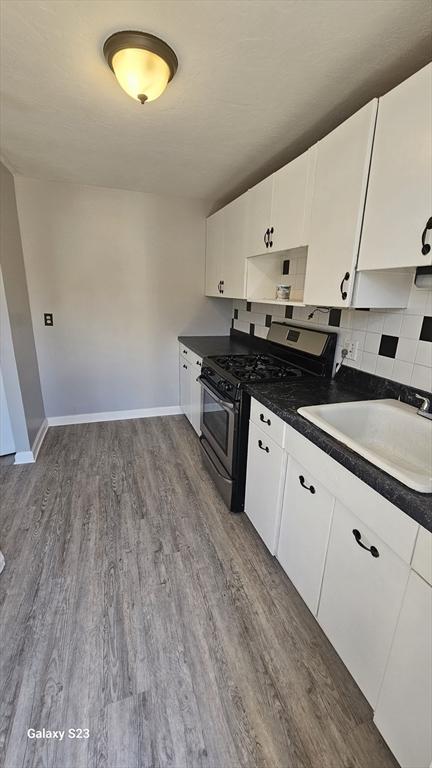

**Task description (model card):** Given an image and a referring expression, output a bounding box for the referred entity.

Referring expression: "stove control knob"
[202,367,214,377]
[222,381,232,392]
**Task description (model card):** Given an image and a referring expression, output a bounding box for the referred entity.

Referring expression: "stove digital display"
[286,329,300,342]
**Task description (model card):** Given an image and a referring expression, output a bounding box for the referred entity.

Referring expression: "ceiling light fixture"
[103,30,178,104]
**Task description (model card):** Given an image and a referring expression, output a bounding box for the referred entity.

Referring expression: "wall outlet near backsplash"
[343,337,359,362]
[232,274,432,391]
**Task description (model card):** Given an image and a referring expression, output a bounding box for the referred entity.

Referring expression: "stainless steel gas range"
[197,323,336,512]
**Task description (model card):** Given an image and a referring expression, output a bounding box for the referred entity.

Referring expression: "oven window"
[202,389,229,455]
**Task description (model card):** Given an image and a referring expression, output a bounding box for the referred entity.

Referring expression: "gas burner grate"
[212,354,302,382]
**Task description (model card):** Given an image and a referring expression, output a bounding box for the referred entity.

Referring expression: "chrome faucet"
[415,394,432,420]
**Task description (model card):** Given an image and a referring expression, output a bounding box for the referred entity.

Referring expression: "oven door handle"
[199,436,232,480]
[197,376,234,411]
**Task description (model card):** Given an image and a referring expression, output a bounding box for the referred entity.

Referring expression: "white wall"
[0,162,45,447]
[0,266,30,452]
[15,177,231,418]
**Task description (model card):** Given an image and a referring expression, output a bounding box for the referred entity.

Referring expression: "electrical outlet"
[343,337,359,361]
[44,313,53,326]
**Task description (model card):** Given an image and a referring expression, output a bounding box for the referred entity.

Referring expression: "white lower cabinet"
[244,421,287,554]
[277,457,334,615]
[189,373,202,435]
[179,357,191,420]
[179,345,202,435]
[317,500,410,708]
[374,570,432,768]
[246,398,429,766]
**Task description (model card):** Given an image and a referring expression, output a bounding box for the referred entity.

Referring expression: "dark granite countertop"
[247,372,432,533]
[179,334,432,532]
[179,334,256,357]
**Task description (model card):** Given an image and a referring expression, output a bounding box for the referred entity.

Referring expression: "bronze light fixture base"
[103,31,178,103]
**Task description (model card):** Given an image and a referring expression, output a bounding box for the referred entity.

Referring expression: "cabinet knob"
[421,216,432,256]
[339,271,350,301]
[258,439,270,453]
[299,475,315,494]
[352,529,379,558]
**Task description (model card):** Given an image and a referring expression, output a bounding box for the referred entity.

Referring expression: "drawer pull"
[352,529,379,558]
[260,413,271,426]
[196,360,201,366]
[258,439,269,453]
[182,364,187,369]
[299,475,315,494]
[182,349,188,354]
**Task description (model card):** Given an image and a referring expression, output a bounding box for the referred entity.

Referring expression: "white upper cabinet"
[272,147,316,251]
[245,175,273,257]
[303,100,377,307]
[222,195,247,298]
[359,64,432,270]
[205,197,247,299]
[205,208,224,297]
[245,148,316,258]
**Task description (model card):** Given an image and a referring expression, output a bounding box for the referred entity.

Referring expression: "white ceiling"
[1,0,430,209]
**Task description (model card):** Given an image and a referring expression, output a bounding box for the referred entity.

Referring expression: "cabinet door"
[277,457,334,615]
[205,209,224,297]
[222,195,247,298]
[189,365,202,435]
[179,358,191,420]
[244,421,287,554]
[272,147,316,251]
[374,571,432,768]
[245,176,273,258]
[318,500,409,708]
[303,100,377,307]
[359,64,432,270]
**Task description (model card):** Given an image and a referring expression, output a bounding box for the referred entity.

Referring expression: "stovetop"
[200,353,307,404]
[200,325,337,404]
[211,353,303,383]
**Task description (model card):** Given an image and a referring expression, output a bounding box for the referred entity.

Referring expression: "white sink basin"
[298,399,432,493]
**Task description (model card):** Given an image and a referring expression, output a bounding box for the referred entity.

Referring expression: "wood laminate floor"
[0,416,398,768]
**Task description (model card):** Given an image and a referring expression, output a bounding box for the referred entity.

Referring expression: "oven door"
[198,376,235,476]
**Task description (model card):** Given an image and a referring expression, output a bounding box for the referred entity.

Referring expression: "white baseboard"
[14,450,35,465]
[47,405,183,427]
[31,418,48,460]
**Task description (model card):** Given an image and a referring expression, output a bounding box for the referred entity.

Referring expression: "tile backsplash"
[232,276,432,391]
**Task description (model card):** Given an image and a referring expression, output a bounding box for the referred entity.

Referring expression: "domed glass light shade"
[104,31,178,104]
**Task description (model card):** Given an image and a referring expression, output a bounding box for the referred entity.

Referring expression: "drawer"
[412,526,432,586]
[250,397,286,447]
[179,344,202,372]
[179,342,191,361]
[284,424,418,564]
[277,457,335,615]
[245,421,287,554]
